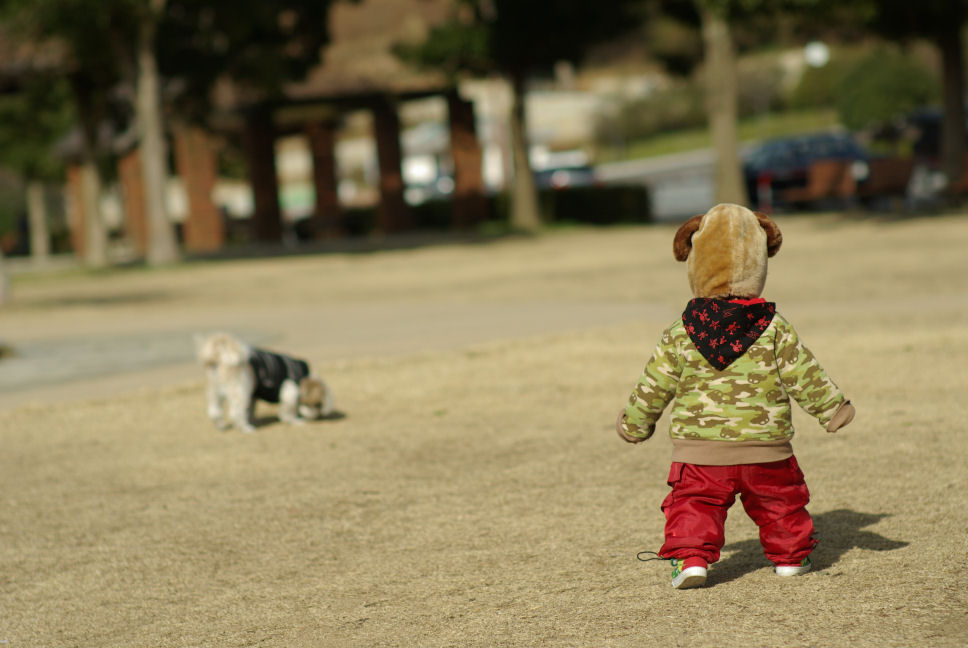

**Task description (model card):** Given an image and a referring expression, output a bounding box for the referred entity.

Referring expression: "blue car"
[743,132,870,209]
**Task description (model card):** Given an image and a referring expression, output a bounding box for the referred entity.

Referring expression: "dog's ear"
[194,333,215,364]
[673,215,704,262]
[753,211,782,257]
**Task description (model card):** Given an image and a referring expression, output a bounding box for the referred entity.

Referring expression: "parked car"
[534,165,597,190]
[743,132,871,209]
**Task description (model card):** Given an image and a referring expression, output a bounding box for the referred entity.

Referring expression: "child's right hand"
[616,410,648,443]
[826,401,855,433]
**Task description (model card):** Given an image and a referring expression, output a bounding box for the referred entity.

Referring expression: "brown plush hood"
[673,203,782,298]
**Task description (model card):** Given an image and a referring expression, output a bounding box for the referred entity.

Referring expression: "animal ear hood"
[672,203,782,298]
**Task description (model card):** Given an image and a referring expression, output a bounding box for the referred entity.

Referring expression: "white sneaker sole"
[671,566,707,589]
[775,563,812,577]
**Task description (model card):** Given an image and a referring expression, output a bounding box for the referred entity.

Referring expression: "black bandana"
[682,298,776,370]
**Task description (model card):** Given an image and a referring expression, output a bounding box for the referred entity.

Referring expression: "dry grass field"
[1,212,966,647]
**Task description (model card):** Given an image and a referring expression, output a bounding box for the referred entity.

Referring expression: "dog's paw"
[232,419,256,433]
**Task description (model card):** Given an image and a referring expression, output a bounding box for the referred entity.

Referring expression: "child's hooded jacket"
[619,203,853,465]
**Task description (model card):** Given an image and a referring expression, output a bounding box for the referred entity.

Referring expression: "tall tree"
[1,0,340,263]
[0,75,74,263]
[697,1,746,204]
[857,0,968,187]
[397,0,638,232]
[156,0,338,243]
[682,0,840,204]
[137,0,180,264]
[1,0,137,266]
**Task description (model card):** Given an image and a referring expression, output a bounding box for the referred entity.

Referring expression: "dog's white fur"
[194,332,334,433]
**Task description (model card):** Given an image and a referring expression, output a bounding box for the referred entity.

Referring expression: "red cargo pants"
[658,456,818,566]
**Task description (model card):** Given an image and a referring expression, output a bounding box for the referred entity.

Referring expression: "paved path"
[0,299,669,410]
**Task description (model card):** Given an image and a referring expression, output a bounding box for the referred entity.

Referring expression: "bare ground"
[1,213,966,647]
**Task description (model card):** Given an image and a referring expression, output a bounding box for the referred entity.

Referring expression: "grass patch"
[598,109,842,162]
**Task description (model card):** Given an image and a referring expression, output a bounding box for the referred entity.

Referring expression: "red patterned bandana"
[682,298,776,370]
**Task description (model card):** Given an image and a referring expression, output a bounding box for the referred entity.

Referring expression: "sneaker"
[775,556,812,577]
[670,558,708,589]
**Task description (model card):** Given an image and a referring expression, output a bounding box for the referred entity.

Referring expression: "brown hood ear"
[673,215,704,261]
[754,211,782,257]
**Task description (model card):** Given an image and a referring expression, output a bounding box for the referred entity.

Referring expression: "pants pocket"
[661,462,686,512]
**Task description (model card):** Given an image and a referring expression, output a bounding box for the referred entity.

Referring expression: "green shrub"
[835,49,939,131]
[738,61,787,116]
[789,58,856,111]
[0,171,24,238]
[595,84,706,145]
[540,185,651,225]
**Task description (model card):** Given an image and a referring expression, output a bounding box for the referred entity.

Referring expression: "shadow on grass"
[23,289,173,309]
[250,410,348,429]
[710,509,909,587]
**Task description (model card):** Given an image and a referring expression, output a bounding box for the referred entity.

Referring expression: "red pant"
[658,457,817,566]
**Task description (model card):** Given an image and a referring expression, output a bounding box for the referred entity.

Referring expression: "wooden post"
[372,97,410,234]
[65,164,86,259]
[447,91,488,230]
[306,120,343,239]
[244,109,283,242]
[118,149,148,257]
[174,125,224,252]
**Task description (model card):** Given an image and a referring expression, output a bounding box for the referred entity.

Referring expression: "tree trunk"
[508,72,540,232]
[137,0,180,265]
[938,23,966,188]
[68,85,110,267]
[700,5,747,205]
[26,180,50,262]
[0,248,8,305]
[80,158,109,267]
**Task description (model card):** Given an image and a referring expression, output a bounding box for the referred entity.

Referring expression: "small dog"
[194,332,334,432]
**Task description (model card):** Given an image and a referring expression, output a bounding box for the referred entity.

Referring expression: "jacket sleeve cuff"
[816,393,848,427]
[826,400,855,433]
[621,409,655,440]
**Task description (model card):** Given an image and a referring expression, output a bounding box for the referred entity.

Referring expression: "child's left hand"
[616,410,648,443]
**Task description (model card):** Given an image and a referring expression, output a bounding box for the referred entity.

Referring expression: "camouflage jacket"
[621,305,847,465]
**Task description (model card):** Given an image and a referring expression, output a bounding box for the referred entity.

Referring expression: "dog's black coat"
[248,348,310,403]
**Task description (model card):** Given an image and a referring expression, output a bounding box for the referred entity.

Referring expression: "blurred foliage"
[0,172,24,238]
[789,54,860,111]
[596,108,840,162]
[392,3,491,78]
[539,185,651,225]
[836,48,939,131]
[0,0,343,138]
[737,58,786,115]
[324,184,652,238]
[0,0,134,151]
[855,0,967,41]
[644,14,703,77]
[158,0,339,122]
[595,83,706,146]
[394,0,641,79]
[0,75,74,180]
[594,55,794,146]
